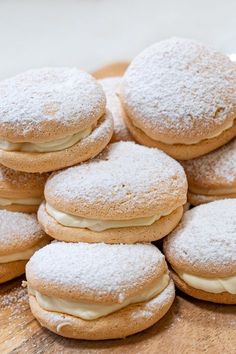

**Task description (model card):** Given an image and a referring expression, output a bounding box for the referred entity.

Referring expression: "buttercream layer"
[0,128,92,153]
[125,114,236,160]
[38,203,183,243]
[45,202,177,231]
[0,196,42,206]
[29,273,169,320]
[131,118,234,145]
[189,185,236,196]
[175,269,236,294]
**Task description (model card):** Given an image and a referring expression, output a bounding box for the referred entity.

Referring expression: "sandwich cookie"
[182,139,236,205]
[26,242,175,340]
[38,142,187,243]
[120,37,236,160]
[99,77,133,142]
[0,68,113,173]
[0,210,50,283]
[0,164,49,212]
[163,199,236,304]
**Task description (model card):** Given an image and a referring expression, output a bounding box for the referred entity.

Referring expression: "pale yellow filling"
[46,203,177,232]
[0,240,49,263]
[0,127,92,153]
[175,269,236,294]
[190,186,236,196]
[29,273,170,320]
[135,119,234,145]
[0,196,42,206]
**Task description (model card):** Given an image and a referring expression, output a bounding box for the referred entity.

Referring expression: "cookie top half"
[182,139,236,191]
[121,37,236,144]
[0,67,106,143]
[0,164,49,198]
[0,210,49,256]
[26,242,167,303]
[164,199,236,277]
[45,142,187,219]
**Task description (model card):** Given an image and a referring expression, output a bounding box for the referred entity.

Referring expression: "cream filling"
[0,241,48,263]
[136,119,234,145]
[0,127,92,153]
[176,269,236,294]
[189,187,236,196]
[46,203,175,232]
[29,273,169,320]
[0,196,42,206]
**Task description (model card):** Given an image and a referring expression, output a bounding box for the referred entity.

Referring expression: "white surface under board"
[0,0,236,80]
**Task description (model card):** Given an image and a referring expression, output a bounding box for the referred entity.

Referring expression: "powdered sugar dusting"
[0,210,46,254]
[164,199,236,276]
[1,285,28,312]
[99,77,132,142]
[0,284,36,342]
[182,138,236,184]
[27,242,164,301]
[0,67,105,139]
[121,37,236,142]
[45,142,187,218]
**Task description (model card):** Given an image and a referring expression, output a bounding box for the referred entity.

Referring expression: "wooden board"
[1,277,236,354]
[92,62,129,79]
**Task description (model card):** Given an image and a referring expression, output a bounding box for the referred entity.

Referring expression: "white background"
[0,0,236,79]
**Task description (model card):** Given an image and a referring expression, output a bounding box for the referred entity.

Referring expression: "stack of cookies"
[27,141,187,339]
[0,37,235,341]
[0,67,112,283]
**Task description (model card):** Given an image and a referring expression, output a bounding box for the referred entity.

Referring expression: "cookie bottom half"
[29,280,175,340]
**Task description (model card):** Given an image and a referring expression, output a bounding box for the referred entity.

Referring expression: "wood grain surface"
[1,277,236,354]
